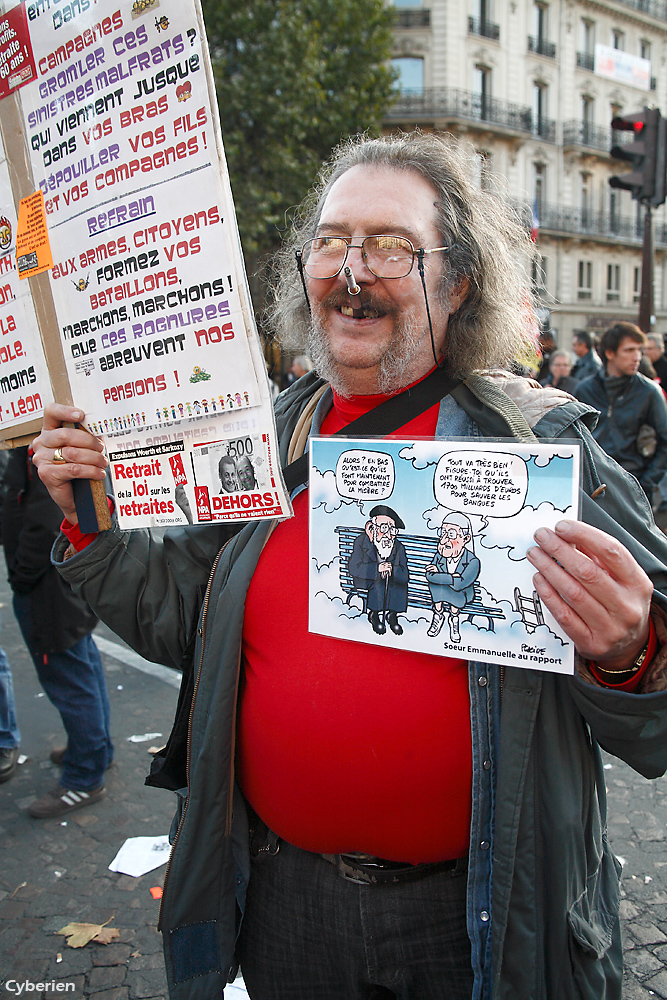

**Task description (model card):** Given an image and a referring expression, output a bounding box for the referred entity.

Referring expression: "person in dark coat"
[348,504,409,635]
[1,446,113,818]
[542,349,579,395]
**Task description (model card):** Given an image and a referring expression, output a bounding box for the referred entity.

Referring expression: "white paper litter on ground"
[226,978,250,998]
[108,836,171,877]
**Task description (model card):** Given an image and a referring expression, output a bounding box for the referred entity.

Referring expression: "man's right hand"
[32,403,108,526]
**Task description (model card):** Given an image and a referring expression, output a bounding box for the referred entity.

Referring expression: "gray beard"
[307,311,428,398]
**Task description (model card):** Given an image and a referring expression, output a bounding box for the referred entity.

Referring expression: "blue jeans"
[12,595,113,789]
[0,619,19,748]
[237,838,472,999]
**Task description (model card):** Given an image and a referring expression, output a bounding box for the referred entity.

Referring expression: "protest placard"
[0,0,291,527]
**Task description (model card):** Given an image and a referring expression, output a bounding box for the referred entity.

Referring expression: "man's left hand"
[379,561,393,578]
[527,520,652,671]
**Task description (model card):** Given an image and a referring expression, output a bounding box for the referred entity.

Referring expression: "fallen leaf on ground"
[57,916,119,948]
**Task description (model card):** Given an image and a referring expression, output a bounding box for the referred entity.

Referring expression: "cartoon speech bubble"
[335,449,395,501]
[434,450,528,517]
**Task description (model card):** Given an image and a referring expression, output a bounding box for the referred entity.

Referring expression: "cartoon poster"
[309,438,582,675]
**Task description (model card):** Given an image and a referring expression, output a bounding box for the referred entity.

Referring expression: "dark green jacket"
[53,372,667,1000]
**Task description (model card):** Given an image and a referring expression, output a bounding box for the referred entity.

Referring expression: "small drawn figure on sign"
[348,505,409,637]
[155,14,169,30]
[0,216,12,253]
[72,276,89,292]
[425,513,481,644]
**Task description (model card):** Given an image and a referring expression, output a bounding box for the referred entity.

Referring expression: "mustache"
[317,287,399,316]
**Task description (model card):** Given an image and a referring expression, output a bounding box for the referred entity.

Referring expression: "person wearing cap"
[348,504,409,635]
[32,132,667,1000]
[425,512,480,644]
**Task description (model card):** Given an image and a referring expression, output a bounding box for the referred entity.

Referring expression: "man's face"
[572,338,587,358]
[307,165,456,395]
[372,515,397,547]
[606,336,644,378]
[644,341,663,364]
[291,361,306,378]
[438,524,469,560]
[550,356,571,382]
[219,459,239,493]
[237,456,256,491]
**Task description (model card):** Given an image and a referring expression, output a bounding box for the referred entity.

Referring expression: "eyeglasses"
[297,235,452,280]
[440,528,466,540]
[373,519,398,535]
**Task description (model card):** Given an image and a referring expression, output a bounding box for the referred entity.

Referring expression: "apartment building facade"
[386,0,667,348]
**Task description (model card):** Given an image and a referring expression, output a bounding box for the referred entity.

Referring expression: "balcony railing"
[533,202,667,243]
[576,51,595,71]
[386,87,556,140]
[528,35,556,58]
[468,15,500,40]
[395,9,431,28]
[613,0,667,19]
[562,120,612,152]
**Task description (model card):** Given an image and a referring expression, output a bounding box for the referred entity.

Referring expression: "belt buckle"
[335,855,377,884]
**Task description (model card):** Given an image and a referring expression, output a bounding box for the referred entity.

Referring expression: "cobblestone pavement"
[0,574,666,997]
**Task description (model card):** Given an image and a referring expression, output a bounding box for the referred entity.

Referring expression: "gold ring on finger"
[53,447,68,464]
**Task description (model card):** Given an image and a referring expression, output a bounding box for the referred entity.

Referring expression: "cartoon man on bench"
[349,505,409,636]
[425,512,481,643]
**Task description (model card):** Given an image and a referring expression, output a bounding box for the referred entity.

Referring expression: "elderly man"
[645,333,667,385]
[34,133,667,1000]
[349,504,409,635]
[543,349,578,394]
[425,512,480,643]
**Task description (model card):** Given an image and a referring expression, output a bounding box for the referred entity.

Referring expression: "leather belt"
[320,851,468,885]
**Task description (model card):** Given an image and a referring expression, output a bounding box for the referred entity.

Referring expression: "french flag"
[531,198,539,244]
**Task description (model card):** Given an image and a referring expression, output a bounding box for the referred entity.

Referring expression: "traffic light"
[609,107,666,207]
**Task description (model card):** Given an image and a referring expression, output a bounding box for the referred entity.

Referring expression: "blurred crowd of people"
[537,324,667,530]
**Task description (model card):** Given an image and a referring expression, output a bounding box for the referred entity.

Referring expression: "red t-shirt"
[237,389,473,863]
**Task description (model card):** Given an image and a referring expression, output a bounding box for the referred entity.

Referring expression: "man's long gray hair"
[268,131,538,379]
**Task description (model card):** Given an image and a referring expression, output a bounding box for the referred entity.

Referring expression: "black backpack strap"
[282,367,460,494]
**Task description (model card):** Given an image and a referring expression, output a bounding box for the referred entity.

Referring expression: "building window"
[473,65,491,119]
[581,173,592,228]
[473,150,493,189]
[610,191,620,233]
[532,255,547,295]
[577,19,595,70]
[640,39,651,61]
[634,266,641,303]
[391,57,424,93]
[581,96,594,143]
[533,83,548,137]
[533,2,548,45]
[534,163,546,218]
[581,19,595,55]
[578,260,592,300]
[612,29,624,50]
[607,263,620,302]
